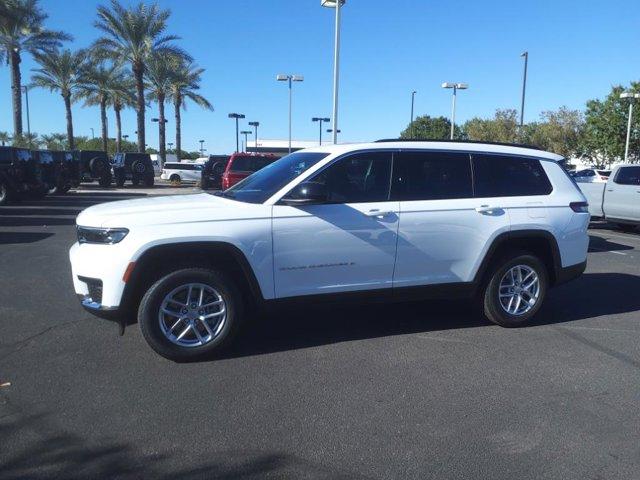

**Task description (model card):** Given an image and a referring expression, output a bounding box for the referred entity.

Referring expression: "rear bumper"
[556,260,587,285]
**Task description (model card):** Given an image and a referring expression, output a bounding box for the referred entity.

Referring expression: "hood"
[76,193,263,228]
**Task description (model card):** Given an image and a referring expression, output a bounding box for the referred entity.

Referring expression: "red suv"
[221,153,277,190]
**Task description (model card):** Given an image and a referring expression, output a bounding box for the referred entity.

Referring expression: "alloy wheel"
[498,265,540,316]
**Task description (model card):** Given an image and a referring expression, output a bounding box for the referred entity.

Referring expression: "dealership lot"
[1,191,640,479]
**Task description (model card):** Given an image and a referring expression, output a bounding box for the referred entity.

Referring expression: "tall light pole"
[441,82,468,140]
[312,117,330,145]
[199,139,205,157]
[152,117,168,165]
[322,0,345,145]
[241,131,252,152]
[520,51,528,128]
[410,90,417,138]
[168,142,173,150]
[228,113,245,153]
[620,92,640,162]
[90,127,94,139]
[276,74,304,153]
[248,121,259,153]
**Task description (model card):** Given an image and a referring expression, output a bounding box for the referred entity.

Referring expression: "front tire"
[481,252,548,327]
[138,268,244,361]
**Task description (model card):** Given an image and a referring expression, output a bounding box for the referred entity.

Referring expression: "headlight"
[77,226,129,244]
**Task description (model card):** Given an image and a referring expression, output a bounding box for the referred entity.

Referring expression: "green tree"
[522,107,584,159]
[168,59,212,160]
[581,82,640,165]
[401,115,456,140]
[11,131,38,148]
[31,48,88,149]
[109,75,135,152]
[463,109,519,143]
[0,131,11,146]
[75,135,138,155]
[0,0,71,136]
[78,60,129,152]
[94,0,189,153]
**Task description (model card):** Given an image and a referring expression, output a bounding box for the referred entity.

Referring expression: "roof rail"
[374,138,546,151]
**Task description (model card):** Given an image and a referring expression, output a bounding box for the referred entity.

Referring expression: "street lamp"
[326,128,341,134]
[410,90,417,138]
[199,139,205,157]
[322,0,345,145]
[312,117,330,145]
[441,82,468,140]
[123,134,129,141]
[620,92,640,162]
[228,113,245,153]
[90,127,95,139]
[248,121,259,153]
[276,74,304,153]
[520,52,528,128]
[151,117,169,165]
[168,142,173,150]
[240,131,252,152]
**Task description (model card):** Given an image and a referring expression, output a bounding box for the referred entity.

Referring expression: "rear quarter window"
[472,154,553,197]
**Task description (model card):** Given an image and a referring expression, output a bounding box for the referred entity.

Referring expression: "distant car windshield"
[216,151,330,204]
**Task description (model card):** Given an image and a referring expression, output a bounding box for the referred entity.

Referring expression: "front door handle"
[475,205,502,214]
[364,209,393,218]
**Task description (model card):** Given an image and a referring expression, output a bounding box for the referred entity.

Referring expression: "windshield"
[217,151,330,203]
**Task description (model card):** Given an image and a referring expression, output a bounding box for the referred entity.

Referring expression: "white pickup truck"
[579,164,640,229]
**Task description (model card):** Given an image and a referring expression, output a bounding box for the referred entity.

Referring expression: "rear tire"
[114,172,125,187]
[138,268,244,361]
[131,176,140,186]
[169,174,181,185]
[481,252,548,327]
[98,174,112,188]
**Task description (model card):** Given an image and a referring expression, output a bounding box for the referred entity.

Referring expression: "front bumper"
[77,293,121,320]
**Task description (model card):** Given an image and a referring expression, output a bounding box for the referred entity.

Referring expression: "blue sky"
[1,0,639,154]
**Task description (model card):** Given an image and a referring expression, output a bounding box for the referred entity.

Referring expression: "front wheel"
[481,252,548,327]
[138,268,244,361]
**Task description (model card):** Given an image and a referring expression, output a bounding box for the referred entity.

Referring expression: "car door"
[271,151,399,298]
[392,151,511,288]
[604,166,640,221]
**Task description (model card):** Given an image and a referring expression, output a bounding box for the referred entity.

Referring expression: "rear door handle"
[365,209,393,218]
[475,205,502,214]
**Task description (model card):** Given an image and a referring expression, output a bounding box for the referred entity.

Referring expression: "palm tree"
[145,53,179,165]
[78,61,130,152]
[0,0,71,136]
[168,59,212,161]
[30,48,88,149]
[109,76,135,152]
[94,0,190,153]
[0,131,11,146]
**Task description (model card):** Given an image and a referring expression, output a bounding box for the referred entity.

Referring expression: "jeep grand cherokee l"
[70,141,589,361]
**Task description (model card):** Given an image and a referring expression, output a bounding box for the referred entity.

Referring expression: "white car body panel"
[578,165,640,224]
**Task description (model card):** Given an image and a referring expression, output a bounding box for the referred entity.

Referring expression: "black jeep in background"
[0,146,47,205]
[76,150,112,187]
[35,150,79,194]
[200,154,229,190]
[112,152,154,187]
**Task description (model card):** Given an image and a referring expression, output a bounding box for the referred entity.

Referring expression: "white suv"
[70,141,589,361]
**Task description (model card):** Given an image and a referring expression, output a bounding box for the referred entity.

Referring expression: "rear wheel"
[114,172,125,187]
[98,174,112,188]
[131,176,140,186]
[169,174,181,185]
[138,268,244,361]
[481,252,548,327]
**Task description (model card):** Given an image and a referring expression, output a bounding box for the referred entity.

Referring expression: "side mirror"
[281,181,327,205]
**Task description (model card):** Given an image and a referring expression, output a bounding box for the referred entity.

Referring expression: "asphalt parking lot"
[1,189,640,480]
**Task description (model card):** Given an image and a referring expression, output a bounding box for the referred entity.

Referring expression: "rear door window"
[614,166,640,185]
[472,154,552,197]
[392,151,473,200]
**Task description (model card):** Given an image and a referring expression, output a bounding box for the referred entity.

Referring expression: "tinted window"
[309,151,392,203]
[473,154,552,197]
[614,166,640,185]
[229,156,274,172]
[39,152,54,164]
[164,163,181,169]
[222,151,330,203]
[393,151,472,200]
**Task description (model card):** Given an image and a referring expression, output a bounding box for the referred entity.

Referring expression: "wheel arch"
[121,241,265,318]
[473,229,562,287]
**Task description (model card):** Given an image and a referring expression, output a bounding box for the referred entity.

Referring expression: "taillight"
[570,201,589,213]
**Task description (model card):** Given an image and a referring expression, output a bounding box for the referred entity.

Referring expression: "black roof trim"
[374,138,546,151]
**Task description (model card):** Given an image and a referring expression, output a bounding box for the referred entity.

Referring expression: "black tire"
[98,175,112,188]
[89,157,108,176]
[169,174,181,185]
[131,176,140,186]
[0,182,10,205]
[142,175,154,187]
[481,251,548,327]
[138,268,244,361]
[60,184,71,194]
[115,172,125,187]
